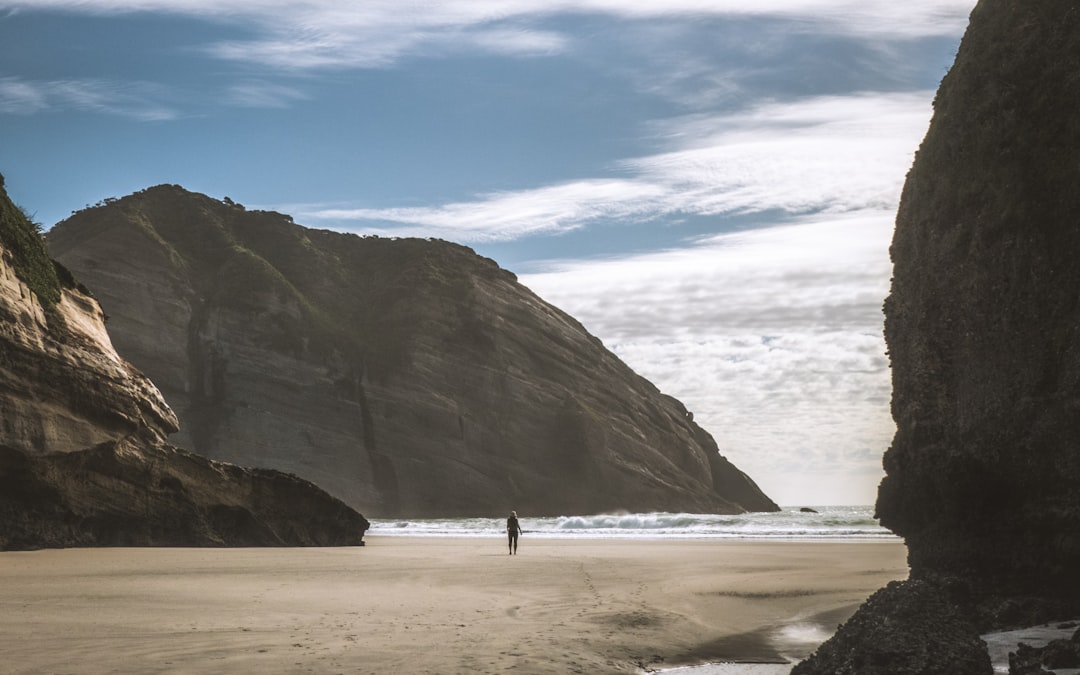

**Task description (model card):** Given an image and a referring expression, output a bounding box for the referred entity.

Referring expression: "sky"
[0,0,978,506]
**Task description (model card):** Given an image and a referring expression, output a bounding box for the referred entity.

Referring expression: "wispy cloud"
[0,76,179,120]
[299,90,933,242]
[0,76,316,118]
[225,81,309,108]
[10,1,974,71]
[0,77,48,114]
[520,211,896,504]
[304,178,666,241]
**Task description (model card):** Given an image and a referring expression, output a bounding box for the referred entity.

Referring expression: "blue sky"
[0,1,976,506]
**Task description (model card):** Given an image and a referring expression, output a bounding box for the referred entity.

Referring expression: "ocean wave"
[367,506,897,540]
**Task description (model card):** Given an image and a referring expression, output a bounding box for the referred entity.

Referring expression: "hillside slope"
[49,185,777,517]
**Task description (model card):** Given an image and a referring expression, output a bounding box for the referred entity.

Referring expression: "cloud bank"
[10,1,974,71]
[300,90,933,243]
[521,212,896,504]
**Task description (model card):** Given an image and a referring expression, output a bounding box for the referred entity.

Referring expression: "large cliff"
[796,0,1080,671]
[0,177,367,548]
[879,0,1080,607]
[47,185,777,518]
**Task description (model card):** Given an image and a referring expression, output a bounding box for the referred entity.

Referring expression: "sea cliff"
[49,186,778,518]
[796,0,1080,671]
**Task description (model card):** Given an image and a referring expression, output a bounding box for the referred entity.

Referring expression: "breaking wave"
[368,506,895,540]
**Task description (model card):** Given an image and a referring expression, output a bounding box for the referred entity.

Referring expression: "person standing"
[506,511,523,555]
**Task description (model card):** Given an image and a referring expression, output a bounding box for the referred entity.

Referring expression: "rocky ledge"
[0,439,366,549]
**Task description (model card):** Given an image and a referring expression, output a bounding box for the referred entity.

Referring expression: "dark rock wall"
[879,0,1080,603]
[48,185,778,517]
[795,2,1080,671]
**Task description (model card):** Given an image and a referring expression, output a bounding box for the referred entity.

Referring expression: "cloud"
[0,77,49,114]
[0,76,311,117]
[225,81,310,108]
[519,210,896,504]
[299,90,933,241]
[9,1,974,71]
[0,76,179,120]
[304,178,667,241]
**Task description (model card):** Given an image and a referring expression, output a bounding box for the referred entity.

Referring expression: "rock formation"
[0,177,367,549]
[792,580,993,675]
[797,0,1080,671]
[879,0,1080,611]
[47,185,777,518]
[1008,625,1080,674]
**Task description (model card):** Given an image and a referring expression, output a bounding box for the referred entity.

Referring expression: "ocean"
[368,505,896,541]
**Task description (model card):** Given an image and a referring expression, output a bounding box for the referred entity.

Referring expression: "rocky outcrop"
[878,0,1080,609]
[0,179,367,549]
[797,1,1080,671]
[1009,626,1080,674]
[0,190,177,456]
[791,580,993,675]
[0,440,364,548]
[47,185,777,517]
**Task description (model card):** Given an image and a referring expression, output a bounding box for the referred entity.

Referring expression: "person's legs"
[507,531,513,554]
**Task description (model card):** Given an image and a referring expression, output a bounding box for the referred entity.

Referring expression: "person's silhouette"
[506,511,523,555]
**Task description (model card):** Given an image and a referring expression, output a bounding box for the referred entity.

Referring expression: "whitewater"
[367,505,896,540]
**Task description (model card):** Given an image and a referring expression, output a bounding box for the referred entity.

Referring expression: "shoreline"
[0,537,908,673]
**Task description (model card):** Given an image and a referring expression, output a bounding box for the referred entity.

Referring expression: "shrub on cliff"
[0,174,61,308]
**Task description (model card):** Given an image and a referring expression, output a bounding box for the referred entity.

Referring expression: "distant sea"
[368,505,896,541]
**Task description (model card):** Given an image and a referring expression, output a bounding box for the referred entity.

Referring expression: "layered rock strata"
[0,181,367,549]
[48,185,778,517]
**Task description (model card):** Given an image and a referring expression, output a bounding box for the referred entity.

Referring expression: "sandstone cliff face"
[0,229,177,455]
[48,185,777,518]
[797,1,1080,671]
[0,181,367,549]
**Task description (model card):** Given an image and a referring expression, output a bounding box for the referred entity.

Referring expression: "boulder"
[792,580,992,675]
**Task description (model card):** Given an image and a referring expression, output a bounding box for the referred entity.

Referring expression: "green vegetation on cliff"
[0,174,61,308]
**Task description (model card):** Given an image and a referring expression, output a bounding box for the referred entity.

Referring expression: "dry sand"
[0,537,907,674]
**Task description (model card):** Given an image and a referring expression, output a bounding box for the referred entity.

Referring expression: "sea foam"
[368,506,895,540]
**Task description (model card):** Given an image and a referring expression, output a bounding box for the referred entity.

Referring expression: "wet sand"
[0,538,907,674]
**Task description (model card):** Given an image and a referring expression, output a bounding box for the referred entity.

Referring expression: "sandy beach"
[0,537,907,674]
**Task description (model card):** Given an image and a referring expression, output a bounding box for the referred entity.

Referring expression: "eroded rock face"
[48,185,778,517]
[0,182,367,549]
[0,247,178,454]
[879,0,1080,605]
[797,2,1080,672]
[0,247,177,455]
